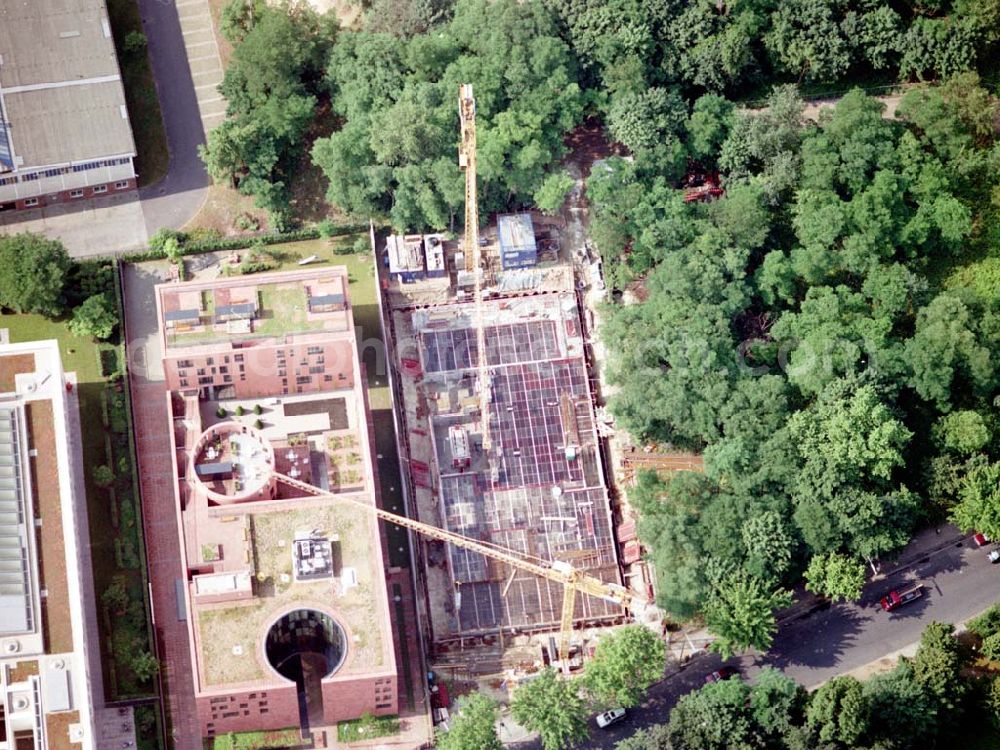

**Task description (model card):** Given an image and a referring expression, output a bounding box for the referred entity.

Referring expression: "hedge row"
[118,224,367,263]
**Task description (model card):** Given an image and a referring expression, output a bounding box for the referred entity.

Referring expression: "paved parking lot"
[172,0,226,132]
[0,193,148,257]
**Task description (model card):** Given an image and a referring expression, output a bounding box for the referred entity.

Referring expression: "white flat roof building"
[0,340,98,749]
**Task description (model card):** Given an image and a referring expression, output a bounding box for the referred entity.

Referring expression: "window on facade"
[93,185,108,194]
[307,346,323,355]
[296,376,311,385]
[69,189,84,198]
[23,198,38,207]
[309,365,324,374]
[114,180,129,189]
[196,368,206,376]
[180,379,189,387]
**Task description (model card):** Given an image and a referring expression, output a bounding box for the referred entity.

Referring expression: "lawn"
[206,728,304,750]
[106,0,168,187]
[336,713,401,743]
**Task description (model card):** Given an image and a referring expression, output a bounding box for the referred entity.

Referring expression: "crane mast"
[458,84,492,454]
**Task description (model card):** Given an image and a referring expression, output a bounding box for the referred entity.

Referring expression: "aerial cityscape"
[0,0,999,749]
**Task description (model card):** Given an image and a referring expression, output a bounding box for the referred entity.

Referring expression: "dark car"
[705,666,739,684]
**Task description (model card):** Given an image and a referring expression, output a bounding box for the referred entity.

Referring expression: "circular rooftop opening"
[265,609,347,684]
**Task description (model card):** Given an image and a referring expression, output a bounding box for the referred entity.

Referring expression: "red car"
[974,532,991,547]
[705,666,739,684]
[880,584,924,612]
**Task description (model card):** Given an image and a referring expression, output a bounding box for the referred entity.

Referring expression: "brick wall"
[321,674,398,724]
[1,178,136,212]
[199,684,299,737]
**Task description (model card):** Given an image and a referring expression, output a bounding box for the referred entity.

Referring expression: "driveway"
[138,0,226,233]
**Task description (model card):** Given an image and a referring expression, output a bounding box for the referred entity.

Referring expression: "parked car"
[880,584,924,612]
[974,532,991,547]
[705,666,739,684]
[989,549,1000,564]
[596,708,627,729]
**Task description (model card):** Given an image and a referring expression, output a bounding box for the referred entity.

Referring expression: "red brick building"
[156,269,398,740]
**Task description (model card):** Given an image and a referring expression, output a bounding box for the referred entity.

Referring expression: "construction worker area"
[372,85,656,695]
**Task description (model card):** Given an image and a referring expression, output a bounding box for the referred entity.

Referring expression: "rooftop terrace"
[159,271,350,350]
[193,499,387,688]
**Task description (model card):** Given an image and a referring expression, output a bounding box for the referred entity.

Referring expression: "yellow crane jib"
[273,471,640,666]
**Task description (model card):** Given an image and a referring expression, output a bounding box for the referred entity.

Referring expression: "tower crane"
[458,83,492,454]
[274,471,641,664]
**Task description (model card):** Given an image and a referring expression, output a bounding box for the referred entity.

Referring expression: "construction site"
[375,86,660,702]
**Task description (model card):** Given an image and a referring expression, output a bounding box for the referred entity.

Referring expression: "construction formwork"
[395,290,622,638]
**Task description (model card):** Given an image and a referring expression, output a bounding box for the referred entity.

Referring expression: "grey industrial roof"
[0,0,135,168]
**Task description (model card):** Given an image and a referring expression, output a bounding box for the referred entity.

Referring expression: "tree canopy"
[0,233,71,317]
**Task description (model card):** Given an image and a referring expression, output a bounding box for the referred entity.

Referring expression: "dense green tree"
[742,511,794,585]
[904,292,996,411]
[806,676,870,746]
[0,233,71,317]
[511,668,589,750]
[950,461,1000,539]
[614,724,671,750]
[750,668,806,737]
[911,621,968,720]
[314,0,586,231]
[534,171,576,214]
[704,568,792,658]
[804,552,866,601]
[862,661,936,749]
[765,0,853,82]
[720,86,806,204]
[933,410,991,455]
[666,678,764,750]
[201,1,334,218]
[68,293,118,340]
[435,694,502,750]
[787,377,914,559]
[583,625,666,708]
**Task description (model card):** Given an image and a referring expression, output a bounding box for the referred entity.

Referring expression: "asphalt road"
[516,528,999,749]
[137,0,210,232]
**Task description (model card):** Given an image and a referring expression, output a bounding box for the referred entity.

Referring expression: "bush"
[235,405,245,417]
[148,228,188,253]
[254,418,264,430]
[253,404,262,415]
[317,218,337,240]
[124,30,147,55]
[217,406,228,418]
[969,604,1000,639]
[93,464,115,488]
[234,213,261,232]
